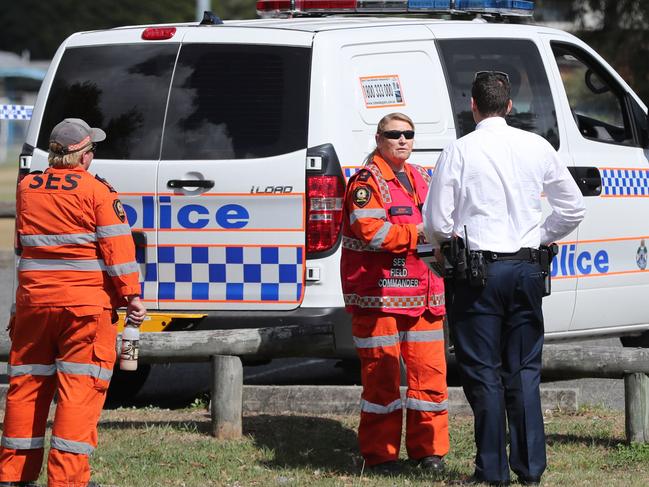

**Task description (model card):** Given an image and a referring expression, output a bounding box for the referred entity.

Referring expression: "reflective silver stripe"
[399,330,445,343]
[344,294,426,309]
[350,209,386,225]
[360,398,402,414]
[353,333,399,349]
[1,436,45,449]
[105,261,139,277]
[366,164,392,203]
[341,236,384,253]
[51,436,94,455]
[18,258,104,272]
[7,363,57,377]
[20,233,96,247]
[406,398,448,412]
[97,223,132,238]
[56,360,113,381]
[369,221,392,249]
[411,164,432,185]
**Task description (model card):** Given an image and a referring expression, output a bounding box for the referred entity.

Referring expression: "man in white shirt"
[422,71,585,486]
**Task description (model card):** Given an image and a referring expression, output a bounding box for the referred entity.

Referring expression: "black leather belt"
[481,248,540,263]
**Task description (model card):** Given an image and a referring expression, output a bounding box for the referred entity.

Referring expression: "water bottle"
[119,319,140,371]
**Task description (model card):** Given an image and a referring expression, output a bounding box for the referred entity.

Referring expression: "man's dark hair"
[471,72,511,117]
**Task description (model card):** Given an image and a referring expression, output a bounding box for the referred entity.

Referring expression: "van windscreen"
[37,44,178,160]
[162,44,311,160]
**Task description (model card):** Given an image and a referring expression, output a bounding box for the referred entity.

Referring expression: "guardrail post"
[210,354,243,439]
[624,372,649,443]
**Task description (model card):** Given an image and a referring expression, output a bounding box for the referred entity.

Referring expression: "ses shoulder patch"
[357,169,371,182]
[95,174,117,193]
[353,185,372,208]
[113,199,126,222]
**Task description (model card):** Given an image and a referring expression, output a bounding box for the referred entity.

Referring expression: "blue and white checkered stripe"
[601,168,649,196]
[0,105,33,120]
[137,245,303,302]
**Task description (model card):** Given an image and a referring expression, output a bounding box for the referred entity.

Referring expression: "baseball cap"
[49,118,106,154]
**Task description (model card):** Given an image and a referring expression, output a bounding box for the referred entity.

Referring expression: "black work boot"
[418,455,446,474]
[0,482,40,487]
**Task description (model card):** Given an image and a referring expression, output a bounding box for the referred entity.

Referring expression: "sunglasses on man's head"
[474,70,510,83]
[381,130,415,140]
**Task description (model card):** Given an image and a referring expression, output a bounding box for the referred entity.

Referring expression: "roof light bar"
[256,0,534,16]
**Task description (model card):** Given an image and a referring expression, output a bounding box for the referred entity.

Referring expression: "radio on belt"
[416,243,446,279]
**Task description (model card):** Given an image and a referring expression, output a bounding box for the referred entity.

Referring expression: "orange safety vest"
[15,166,140,308]
[341,157,445,317]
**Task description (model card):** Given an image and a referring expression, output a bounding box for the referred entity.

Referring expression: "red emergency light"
[141,27,177,41]
[257,0,357,14]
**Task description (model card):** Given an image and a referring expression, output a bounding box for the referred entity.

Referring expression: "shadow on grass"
[244,414,361,474]
[546,432,622,448]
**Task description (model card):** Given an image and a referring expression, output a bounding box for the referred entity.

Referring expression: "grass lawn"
[11,406,649,486]
[0,156,18,203]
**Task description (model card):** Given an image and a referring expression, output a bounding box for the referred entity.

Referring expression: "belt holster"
[539,243,559,296]
[441,237,487,288]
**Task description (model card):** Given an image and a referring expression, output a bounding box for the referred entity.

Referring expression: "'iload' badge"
[353,186,371,208]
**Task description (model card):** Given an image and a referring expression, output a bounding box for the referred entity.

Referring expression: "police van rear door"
[29,28,182,310]
[156,28,312,311]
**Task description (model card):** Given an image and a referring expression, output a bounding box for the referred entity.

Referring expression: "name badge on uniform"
[389,206,413,216]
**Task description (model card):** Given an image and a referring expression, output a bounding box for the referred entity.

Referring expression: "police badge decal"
[637,239,647,270]
[353,186,371,208]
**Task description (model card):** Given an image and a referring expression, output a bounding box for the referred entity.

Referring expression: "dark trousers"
[450,260,546,483]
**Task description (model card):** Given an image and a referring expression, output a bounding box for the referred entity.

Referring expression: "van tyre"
[620,331,649,348]
[107,363,151,403]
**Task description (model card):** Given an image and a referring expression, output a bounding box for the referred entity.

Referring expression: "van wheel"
[107,364,151,402]
[620,331,649,348]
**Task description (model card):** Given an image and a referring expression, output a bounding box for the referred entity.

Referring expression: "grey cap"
[49,118,106,154]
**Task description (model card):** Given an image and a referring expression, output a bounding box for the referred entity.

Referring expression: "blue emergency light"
[454,0,534,15]
[407,0,452,11]
[256,0,534,16]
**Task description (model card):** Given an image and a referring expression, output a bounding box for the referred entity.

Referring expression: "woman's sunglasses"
[381,130,415,140]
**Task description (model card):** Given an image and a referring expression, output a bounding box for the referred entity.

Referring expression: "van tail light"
[17,143,34,184]
[306,175,345,254]
[142,27,176,40]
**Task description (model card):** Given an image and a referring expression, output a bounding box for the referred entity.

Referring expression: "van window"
[162,44,311,160]
[552,43,635,146]
[437,39,560,149]
[37,44,178,159]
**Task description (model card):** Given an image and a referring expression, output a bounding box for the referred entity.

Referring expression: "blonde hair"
[363,112,415,165]
[48,142,89,168]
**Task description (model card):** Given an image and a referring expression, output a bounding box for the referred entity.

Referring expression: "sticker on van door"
[360,75,405,108]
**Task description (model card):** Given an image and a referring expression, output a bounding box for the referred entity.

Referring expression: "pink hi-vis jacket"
[341,155,445,317]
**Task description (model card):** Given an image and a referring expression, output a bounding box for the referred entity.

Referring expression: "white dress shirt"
[422,117,585,251]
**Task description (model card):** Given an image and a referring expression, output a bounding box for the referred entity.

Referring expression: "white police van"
[18,0,649,363]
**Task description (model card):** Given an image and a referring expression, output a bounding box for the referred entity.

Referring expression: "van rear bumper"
[164,307,356,359]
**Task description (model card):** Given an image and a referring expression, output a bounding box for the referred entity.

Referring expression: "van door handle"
[167,179,215,189]
[567,167,602,197]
